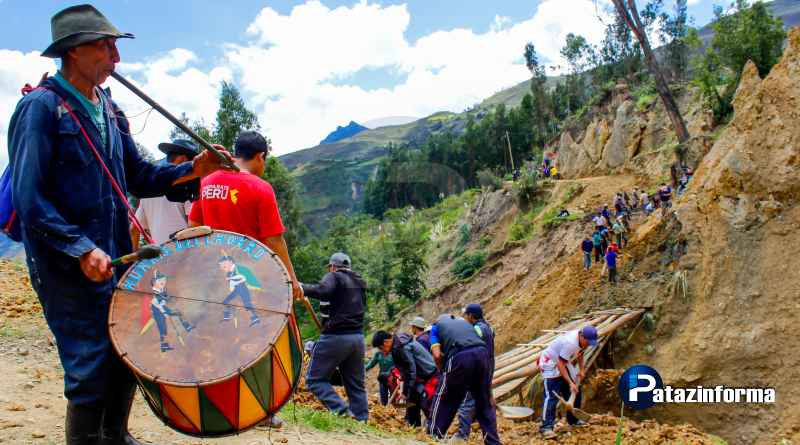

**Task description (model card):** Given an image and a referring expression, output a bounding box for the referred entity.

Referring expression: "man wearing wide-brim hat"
[7,5,232,445]
[132,139,201,248]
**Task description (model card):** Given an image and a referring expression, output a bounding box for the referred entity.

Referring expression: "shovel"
[554,380,591,421]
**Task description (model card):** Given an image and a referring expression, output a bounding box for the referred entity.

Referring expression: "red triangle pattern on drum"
[201,376,240,429]
[161,386,200,434]
[270,350,292,412]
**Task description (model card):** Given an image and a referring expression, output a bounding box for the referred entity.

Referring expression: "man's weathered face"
[464,313,477,325]
[380,338,392,354]
[578,334,589,349]
[67,38,120,86]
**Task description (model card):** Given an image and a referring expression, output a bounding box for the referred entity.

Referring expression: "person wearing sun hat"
[132,139,201,247]
[538,325,598,438]
[7,5,231,445]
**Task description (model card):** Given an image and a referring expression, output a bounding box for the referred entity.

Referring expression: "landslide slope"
[396,26,800,445]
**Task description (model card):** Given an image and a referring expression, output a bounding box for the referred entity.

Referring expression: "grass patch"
[508,203,546,243]
[632,80,658,112]
[541,210,582,230]
[281,403,383,435]
[450,250,487,279]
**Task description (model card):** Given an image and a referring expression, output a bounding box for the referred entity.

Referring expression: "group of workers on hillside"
[578,178,684,284]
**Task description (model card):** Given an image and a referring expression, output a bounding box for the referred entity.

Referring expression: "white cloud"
[0,0,612,165]
[0,50,56,167]
[107,49,231,158]
[227,0,610,155]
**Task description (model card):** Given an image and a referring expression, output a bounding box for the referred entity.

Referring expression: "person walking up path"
[581,235,594,270]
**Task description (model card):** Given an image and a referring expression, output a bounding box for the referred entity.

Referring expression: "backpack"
[0,166,21,242]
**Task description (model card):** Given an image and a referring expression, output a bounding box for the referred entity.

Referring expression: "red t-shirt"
[188,170,285,241]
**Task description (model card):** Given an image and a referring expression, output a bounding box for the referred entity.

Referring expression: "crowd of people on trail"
[578,176,690,285]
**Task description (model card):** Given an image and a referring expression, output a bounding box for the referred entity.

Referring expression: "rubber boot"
[100,383,147,445]
[66,402,103,445]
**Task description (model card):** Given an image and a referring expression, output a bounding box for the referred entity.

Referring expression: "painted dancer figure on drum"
[217,254,261,326]
[189,130,303,303]
[150,271,194,352]
[6,5,232,444]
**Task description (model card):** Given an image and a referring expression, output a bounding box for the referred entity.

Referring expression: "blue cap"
[580,325,598,346]
[463,303,483,319]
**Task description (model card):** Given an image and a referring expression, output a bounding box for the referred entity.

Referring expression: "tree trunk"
[611,0,690,145]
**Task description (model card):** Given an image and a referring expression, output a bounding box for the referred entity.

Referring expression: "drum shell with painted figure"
[109,230,303,437]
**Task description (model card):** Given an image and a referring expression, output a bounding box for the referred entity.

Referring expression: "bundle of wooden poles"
[492,307,646,403]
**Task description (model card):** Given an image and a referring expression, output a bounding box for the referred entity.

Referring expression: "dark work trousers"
[593,245,603,263]
[608,267,618,283]
[306,333,369,421]
[377,373,390,406]
[540,377,583,432]
[456,392,476,439]
[429,346,500,445]
[406,384,423,427]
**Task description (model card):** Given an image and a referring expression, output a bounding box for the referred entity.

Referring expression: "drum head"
[110,231,292,385]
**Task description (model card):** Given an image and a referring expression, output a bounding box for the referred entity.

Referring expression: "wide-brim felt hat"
[42,4,134,58]
[158,139,200,159]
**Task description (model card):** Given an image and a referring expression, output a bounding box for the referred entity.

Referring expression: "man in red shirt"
[189,131,302,301]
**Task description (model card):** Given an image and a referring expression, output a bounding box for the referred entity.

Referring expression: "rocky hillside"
[394,27,800,445]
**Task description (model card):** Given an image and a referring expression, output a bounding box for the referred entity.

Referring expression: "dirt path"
[0,332,422,445]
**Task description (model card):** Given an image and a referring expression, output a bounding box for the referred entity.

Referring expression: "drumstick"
[110,71,239,172]
[111,245,162,267]
[300,297,322,330]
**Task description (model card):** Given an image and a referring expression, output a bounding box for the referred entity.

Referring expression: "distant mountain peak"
[320,121,368,144]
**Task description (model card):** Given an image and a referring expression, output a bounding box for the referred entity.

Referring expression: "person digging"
[538,325,598,439]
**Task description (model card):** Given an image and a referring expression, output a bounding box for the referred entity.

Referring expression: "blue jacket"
[8,78,192,298]
[475,319,495,374]
[7,78,194,404]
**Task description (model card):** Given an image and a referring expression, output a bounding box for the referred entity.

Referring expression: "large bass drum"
[109,230,303,437]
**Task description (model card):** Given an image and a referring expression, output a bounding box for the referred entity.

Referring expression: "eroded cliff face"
[629,29,800,444]
[556,83,714,180]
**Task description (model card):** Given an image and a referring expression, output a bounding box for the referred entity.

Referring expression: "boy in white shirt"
[538,325,598,438]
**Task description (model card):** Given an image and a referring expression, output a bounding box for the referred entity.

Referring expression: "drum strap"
[22,83,155,245]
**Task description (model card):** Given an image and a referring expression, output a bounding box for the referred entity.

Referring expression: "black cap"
[234,131,269,159]
[158,139,200,159]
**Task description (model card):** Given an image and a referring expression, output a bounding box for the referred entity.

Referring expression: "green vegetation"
[508,203,545,243]
[688,0,786,124]
[450,250,487,280]
[281,403,383,435]
[293,189,479,331]
[633,80,658,112]
[512,162,539,207]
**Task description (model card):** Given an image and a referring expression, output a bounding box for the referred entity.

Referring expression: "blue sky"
[0,0,721,162]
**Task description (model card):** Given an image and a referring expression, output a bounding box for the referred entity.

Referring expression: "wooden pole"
[110,71,239,171]
[505,131,515,171]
